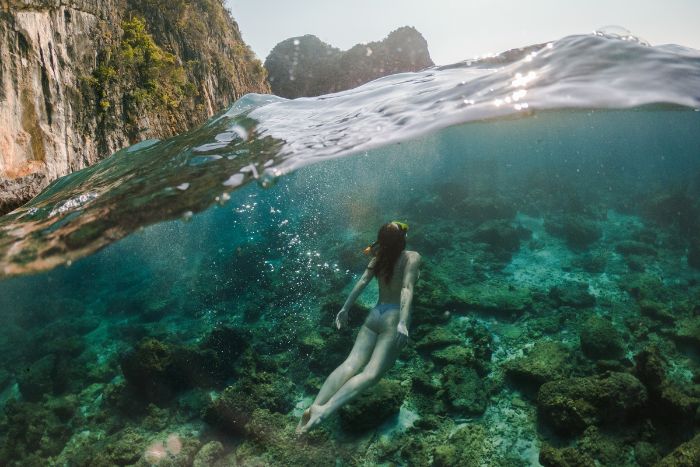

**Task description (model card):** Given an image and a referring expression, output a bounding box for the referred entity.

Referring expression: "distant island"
[265,26,434,98]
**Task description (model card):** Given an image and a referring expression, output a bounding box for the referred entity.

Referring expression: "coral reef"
[1,111,699,465]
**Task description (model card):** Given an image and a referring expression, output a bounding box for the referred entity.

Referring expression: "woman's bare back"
[376,250,420,304]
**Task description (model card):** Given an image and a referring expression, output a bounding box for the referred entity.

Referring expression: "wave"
[1,28,699,277]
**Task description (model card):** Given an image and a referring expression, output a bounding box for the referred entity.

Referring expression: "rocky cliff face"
[0,0,269,215]
[265,26,433,99]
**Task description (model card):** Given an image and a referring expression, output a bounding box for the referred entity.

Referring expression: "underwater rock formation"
[634,346,700,429]
[539,443,595,467]
[459,280,533,320]
[0,0,269,215]
[579,316,624,360]
[505,341,574,394]
[471,219,531,259]
[264,26,433,98]
[338,379,407,432]
[120,327,249,403]
[442,365,487,415]
[549,280,595,308]
[203,372,295,435]
[545,215,602,250]
[537,372,648,435]
[415,328,461,350]
[657,433,700,466]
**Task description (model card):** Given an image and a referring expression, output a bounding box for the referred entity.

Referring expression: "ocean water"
[1,30,700,465]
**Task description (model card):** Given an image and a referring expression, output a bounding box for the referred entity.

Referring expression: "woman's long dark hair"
[373,222,407,282]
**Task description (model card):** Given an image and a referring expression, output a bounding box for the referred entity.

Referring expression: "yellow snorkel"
[392,221,409,232]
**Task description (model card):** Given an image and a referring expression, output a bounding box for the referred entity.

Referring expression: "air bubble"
[219,193,231,205]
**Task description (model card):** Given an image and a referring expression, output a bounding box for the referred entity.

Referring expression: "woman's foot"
[296,407,312,434]
[296,404,325,434]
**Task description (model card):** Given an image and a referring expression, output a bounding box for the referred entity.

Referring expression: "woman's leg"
[297,325,376,433]
[299,330,399,433]
[312,325,377,406]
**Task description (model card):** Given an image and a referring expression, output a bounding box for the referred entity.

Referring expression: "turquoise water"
[1,31,700,465]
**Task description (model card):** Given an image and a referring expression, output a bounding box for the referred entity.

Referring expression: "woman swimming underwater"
[297,221,421,434]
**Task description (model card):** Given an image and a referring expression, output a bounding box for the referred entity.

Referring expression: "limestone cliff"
[265,26,433,99]
[0,0,269,215]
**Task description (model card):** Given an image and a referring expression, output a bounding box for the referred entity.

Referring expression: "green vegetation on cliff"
[85,17,192,113]
[81,1,268,141]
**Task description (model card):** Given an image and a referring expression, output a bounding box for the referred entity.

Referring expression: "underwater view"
[2,28,700,466]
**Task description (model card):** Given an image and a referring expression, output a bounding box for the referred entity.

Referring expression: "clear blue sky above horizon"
[226,0,700,65]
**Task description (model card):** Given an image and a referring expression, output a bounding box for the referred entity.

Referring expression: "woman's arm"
[397,252,421,343]
[336,259,375,329]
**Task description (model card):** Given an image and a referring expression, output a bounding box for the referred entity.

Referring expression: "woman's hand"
[396,321,409,347]
[335,309,348,330]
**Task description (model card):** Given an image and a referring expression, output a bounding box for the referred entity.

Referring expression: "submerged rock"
[539,443,595,467]
[537,372,647,435]
[17,354,55,402]
[203,372,295,435]
[339,379,407,432]
[576,426,639,466]
[0,397,75,460]
[638,300,675,323]
[193,441,225,467]
[413,263,463,325]
[452,319,494,375]
[579,316,624,360]
[120,338,195,402]
[90,427,146,466]
[432,424,494,466]
[415,328,461,350]
[505,341,573,393]
[634,346,700,427]
[545,215,602,250]
[432,345,477,367]
[459,281,533,320]
[442,365,487,415]
[470,219,531,256]
[642,191,699,235]
[120,332,250,403]
[241,408,341,465]
[657,433,700,466]
[674,316,700,350]
[615,240,657,257]
[572,251,608,273]
[549,281,595,308]
[634,441,661,466]
[620,273,669,303]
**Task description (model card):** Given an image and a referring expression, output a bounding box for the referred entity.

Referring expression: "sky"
[226,0,700,65]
